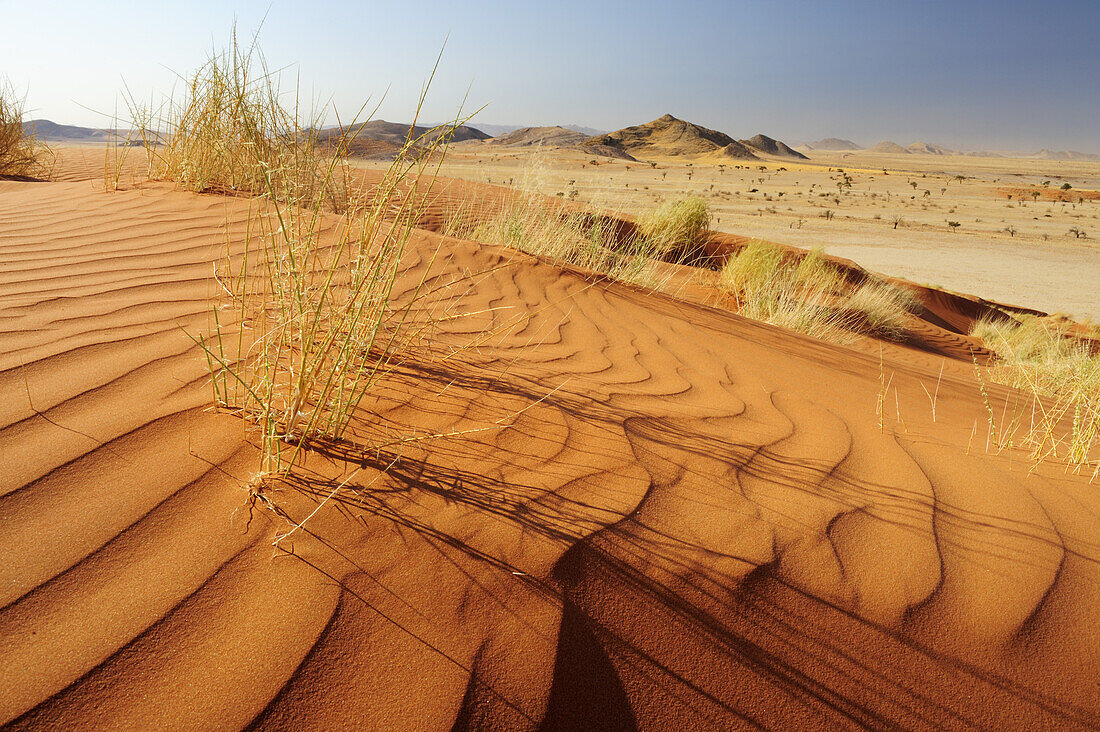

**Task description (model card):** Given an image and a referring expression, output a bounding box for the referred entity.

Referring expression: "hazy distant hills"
[906,141,954,155]
[21,117,1100,162]
[488,126,591,147]
[1033,149,1100,162]
[869,140,910,154]
[807,138,861,151]
[342,120,490,145]
[561,124,605,137]
[23,117,492,146]
[810,138,1100,160]
[312,120,490,158]
[22,119,126,141]
[474,123,604,137]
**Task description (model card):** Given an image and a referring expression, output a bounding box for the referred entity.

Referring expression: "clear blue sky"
[2,0,1097,151]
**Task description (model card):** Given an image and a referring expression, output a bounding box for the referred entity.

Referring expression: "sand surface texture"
[2,153,1099,730]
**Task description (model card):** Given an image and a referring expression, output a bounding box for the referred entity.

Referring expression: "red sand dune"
[2,153,1099,730]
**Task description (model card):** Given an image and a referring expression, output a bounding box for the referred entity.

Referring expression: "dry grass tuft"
[719,241,916,343]
[441,160,674,289]
[446,195,663,288]
[127,26,363,211]
[972,315,1099,468]
[0,80,53,179]
[441,154,712,288]
[845,278,922,341]
[637,195,712,263]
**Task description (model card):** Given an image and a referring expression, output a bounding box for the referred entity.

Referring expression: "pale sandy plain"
[389,145,1100,321]
[3,144,1100,729]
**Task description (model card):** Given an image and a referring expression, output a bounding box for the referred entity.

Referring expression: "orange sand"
[1,152,1098,730]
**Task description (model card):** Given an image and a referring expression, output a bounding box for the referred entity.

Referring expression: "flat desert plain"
[401,145,1100,321]
[2,142,1099,731]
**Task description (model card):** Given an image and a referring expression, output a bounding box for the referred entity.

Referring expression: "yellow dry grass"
[0,80,53,178]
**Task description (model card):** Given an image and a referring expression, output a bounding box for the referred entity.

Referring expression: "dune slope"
[2,168,1099,730]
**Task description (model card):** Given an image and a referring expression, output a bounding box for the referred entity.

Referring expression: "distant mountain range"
[331,120,489,144]
[806,137,1100,160]
[22,119,129,141]
[20,118,1100,161]
[311,120,490,160]
[740,133,808,160]
[1032,149,1100,162]
[869,140,910,154]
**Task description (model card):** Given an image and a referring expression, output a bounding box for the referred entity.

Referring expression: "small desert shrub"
[0,80,53,178]
[637,196,711,263]
[972,315,1099,466]
[719,241,916,342]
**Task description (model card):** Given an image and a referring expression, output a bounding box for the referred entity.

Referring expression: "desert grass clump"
[444,193,663,288]
[971,315,1099,467]
[719,242,916,342]
[442,159,707,289]
[0,80,53,179]
[721,243,849,339]
[845,277,921,341]
[129,27,351,210]
[205,142,448,478]
[174,36,466,479]
[637,196,712,263]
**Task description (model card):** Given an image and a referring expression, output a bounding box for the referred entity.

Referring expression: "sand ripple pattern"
[1,178,1098,730]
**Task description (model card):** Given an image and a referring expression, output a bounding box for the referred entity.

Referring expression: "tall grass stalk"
[137,31,471,478]
[103,95,141,191]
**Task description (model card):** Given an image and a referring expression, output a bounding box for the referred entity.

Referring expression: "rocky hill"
[488,126,590,147]
[580,114,758,160]
[740,133,809,159]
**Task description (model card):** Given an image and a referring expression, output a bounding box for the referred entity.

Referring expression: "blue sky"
[2,0,1097,151]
